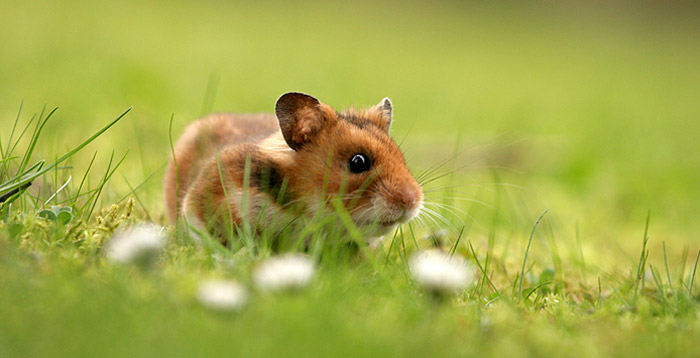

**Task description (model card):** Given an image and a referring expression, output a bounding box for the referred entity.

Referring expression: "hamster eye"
[348,153,371,174]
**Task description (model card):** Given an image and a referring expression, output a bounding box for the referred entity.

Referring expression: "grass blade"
[662,241,675,296]
[689,249,700,296]
[468,241,500,297]
[18,106,56,173]
[634,211,651,298]
[518,209,549,299]
[0,107,131,195]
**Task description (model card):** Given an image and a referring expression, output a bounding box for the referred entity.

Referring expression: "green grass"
[2,0,700,357]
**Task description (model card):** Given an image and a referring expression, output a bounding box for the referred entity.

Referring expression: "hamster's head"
[275,92,423,237]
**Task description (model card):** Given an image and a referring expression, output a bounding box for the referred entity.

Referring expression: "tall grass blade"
[468,241,500,297]
[86,150,129,219]
[518,208,549,299]
[449,225,465,256]
[634,211,651,298]
[662,241,675,296]
[43,175,72,205]
[18,106,56,173]
[75,151,98,205]
[168,113,179,217]
[689,248,700,296]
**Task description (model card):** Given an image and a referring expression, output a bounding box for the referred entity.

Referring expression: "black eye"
[348,153,371,173]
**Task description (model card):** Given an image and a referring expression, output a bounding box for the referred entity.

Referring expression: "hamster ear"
[374,97,393,131]
[275,92,327,151]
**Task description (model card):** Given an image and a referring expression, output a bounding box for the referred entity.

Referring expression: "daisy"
[197,279,249,311]
[104,224,166,267]
[253,254,316,292]
[409,249,474,295]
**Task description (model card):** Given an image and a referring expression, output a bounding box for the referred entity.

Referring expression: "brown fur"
[164,93,423,241]
[164,113,278,223]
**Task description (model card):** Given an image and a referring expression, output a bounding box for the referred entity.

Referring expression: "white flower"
[409,249,474,294]
[253,254,316,292]
[104,224,166,267]
[197,279,249,311]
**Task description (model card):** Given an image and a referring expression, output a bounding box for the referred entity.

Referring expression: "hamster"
[164,92,423,241]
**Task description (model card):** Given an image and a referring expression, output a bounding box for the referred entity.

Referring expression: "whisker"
[420,206,460,230]
[422,201,469,218]
[421,206,460,224]
[423,196,493,210]
[420,212,459,235]
[419,213,441,229]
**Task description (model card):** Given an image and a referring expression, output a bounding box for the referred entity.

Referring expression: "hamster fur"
[164,92,423,241]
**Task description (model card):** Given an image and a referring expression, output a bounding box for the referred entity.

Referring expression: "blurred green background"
[3,1,700,357]
[1,0,699,263]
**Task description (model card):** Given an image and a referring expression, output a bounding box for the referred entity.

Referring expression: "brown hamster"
[164,92,423,241]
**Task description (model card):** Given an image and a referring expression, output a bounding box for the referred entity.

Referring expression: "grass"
[2,0,700,357]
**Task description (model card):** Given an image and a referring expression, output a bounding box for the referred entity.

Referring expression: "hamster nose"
[396,185,419,210]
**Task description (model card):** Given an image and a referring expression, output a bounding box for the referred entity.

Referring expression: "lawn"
[1,1,700,357]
